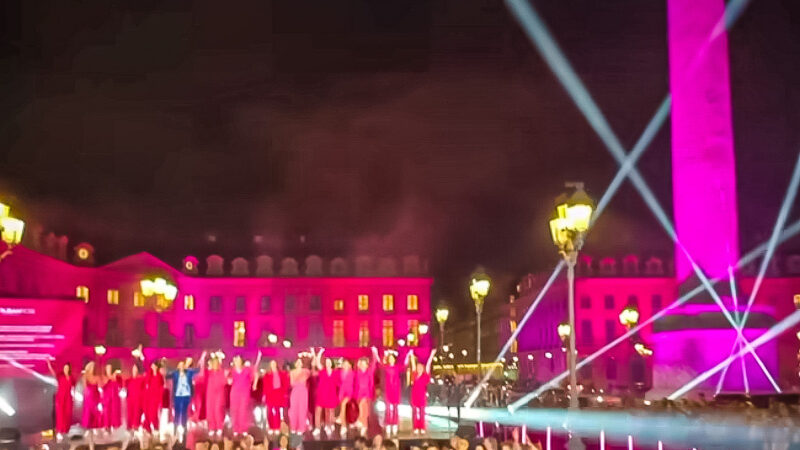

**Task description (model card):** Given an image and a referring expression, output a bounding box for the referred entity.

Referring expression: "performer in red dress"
[143,360,165,432]
[372,347,402,437]
[354,352,377,434]
[47,360,77,440]
[100,363,122,431]
[190,358,207,427]
[125,363,146,432]
[410,349,436,434]
[260,359,289,436]
[312,348,338,435]
[228,352,261,436]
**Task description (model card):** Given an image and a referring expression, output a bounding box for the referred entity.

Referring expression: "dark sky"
[1,0,799,316]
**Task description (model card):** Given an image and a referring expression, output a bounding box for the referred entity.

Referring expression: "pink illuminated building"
[508,255,800,396]
[0,243,433,375]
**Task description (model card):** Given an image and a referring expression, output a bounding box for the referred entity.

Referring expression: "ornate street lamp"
[558,322,572,342]
[436,307,450,349]
[0,202,25,262]
[549,182,593,450]
[140,277,178,312]
[470,270,491,375]
[619,306,640,330]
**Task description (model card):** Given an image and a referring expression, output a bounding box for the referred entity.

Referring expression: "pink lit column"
[651,0,776,395]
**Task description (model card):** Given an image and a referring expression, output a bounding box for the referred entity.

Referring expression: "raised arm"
[425,349,436,374]
[403,350,413,367]
[46,360,56,378]
[371,346,381,366]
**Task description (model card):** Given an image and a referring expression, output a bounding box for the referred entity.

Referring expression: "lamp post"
[549,182,593,450]
[619,306,640,330]
[436,307,450,349]
[470,271,491,377]
[0,202,25,262]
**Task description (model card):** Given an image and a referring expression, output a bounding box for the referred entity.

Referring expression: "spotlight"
[268,334,278,344]
[527,354,534,361]
[545,352,553,359]
[461,349,468,357]
[282,339,292,348]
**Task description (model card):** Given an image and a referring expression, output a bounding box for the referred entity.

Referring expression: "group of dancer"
[45,345,436,442]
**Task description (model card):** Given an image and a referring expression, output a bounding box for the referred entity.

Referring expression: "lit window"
[107,289,119,305]
[382,294,394,312]
[76,286,89,303]
[510,320,518,353]
[333,320,345,347]
[382,320,394,347]
[359,321,370,347]
[233,321,246,347]
[184,295,195,311]
[134,292,145,307]
[334,299,344,311]
[408,320,419,347]
[358,295,369,311]
[407,294,419,311]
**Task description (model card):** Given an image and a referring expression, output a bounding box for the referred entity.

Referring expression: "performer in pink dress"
[229,352,261,436]
[287,358,311,434]
[312,348,338,435]
[47,360,77,441]
[80,362,101,434]
[372,347,402,436]
[100,363,122,431]
[354,352,377,433]
[205,356,228,438]
[125,364,146,433]
[410,349,436,434]
[260,359,288,435]
[336,359,355,433]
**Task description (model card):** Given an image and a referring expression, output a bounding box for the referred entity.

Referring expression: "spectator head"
[372,433,383,449]
[483,436,498,450]
[355,436,369,449]
[381,439,398,450]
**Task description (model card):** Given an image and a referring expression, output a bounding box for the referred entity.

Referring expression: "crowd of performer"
[45,345,436,443]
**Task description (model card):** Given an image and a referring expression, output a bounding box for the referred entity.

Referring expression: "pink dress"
[101,376,122,428]
[81,381,101,429]
[316,368,338,409]
[288,369,310,432]
[205,369,227,431]
[54,373,77,433]
[338,369,355,401]
[229,368,254,433]
[355,365,376,400]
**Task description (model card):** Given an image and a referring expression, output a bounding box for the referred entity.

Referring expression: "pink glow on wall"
[669,0,740,281]
[0,246,433,371]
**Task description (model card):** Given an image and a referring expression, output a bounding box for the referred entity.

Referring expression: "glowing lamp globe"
[94,345,107,356]
[619,306,640,328]
[0,217,25,245]
[435,308,450,324]
[461,349,468,357]
[469,272,491,310]
[557,322,571,341]
[163,284,178,301]
[282,339,292,348]
[268,333,278,344]
[140,279,156,297]
[419,323,429,335]
[550,184,594,248]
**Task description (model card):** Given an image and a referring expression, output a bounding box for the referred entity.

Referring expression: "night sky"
[1,0,799,317]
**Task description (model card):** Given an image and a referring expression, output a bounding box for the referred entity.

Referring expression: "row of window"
[580,294,663,311]
[78,286,421,313]
[579,319,621,345]
[205,319,420,349]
